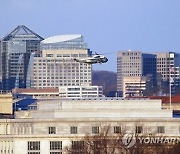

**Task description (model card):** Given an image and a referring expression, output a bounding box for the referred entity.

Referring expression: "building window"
[50,141,62,150]
[136,126,143,134]
[157,126,165,134]
[50,141,62,154]
[114,126,121,134]
[28,141,40,150]
[28,141,40,154]
[46,54,54,57]
[92,126,99,134]
[72,141,84,153]
[70,126,78,134]
[49,127,56,134]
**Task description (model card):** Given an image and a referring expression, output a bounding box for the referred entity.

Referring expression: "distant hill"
[92,70,117,97]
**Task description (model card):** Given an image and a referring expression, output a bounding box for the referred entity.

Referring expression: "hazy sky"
[1,0,180,72]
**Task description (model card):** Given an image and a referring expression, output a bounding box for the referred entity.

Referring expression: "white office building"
[13,85,103,98]
[123,76,147,97]
[27,35,92,88]
[59,85,103,98]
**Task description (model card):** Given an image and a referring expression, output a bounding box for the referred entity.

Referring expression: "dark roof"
[12,88,59,93]
[2,25,44,41]
[13,98,37,110]
[0,114,14,119]
[150,96,180,103]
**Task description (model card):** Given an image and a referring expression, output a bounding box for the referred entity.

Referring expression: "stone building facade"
[0,98,179,154]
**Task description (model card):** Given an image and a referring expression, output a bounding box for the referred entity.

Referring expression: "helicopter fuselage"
[74,55,108,64]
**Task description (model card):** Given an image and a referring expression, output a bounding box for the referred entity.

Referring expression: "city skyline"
[1,0,180,71]
[1,1,180,150]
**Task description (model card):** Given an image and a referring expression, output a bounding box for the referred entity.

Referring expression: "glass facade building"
[0,25,43,90]
[142,53,157,91]
[41,35,88,50]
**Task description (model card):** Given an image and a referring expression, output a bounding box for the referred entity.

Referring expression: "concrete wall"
[0,118,180,154]
[15,99,172,119]
[0,94,13,114]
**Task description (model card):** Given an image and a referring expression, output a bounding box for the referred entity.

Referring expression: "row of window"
[34,59,88,63]
[49,126,101,135]
[35,68,90,71]
[34,84,83,88]
[34,73,91,76]
[28,141,62,154]
[46,53,87,58]
[49,126,102,134]
[33,81,91,86]
[118,57,174,61]
[28,140,125,154]
[157,57,174,61]
[121,52,140,56]
[67,92,98,95]
[36,79,90,81]
[122,74,141,77]
[34,62,83,66]
[33,68,91,71]
[34,74,91,78]
[66,95,101,98]
[121,63,141,66]
[36,76,91,79]
[48,126,165,135]
[34,79,90,82]
[34,64,90,68]
[122,71,141,74]
[33,72,91,76]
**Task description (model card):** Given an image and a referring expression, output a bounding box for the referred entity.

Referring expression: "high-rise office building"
[142,53,157,93]
[117,50,180,96]
[155,52,180,81]
[155,52,180,94]
[117,50,143,93]
[0,25,43,90]
[27,35,92,88]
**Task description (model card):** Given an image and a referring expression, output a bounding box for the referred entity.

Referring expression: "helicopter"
[74,53,108,64]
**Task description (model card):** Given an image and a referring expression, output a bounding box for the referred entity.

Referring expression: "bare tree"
[65,125,180,154]
[65,125,126,154]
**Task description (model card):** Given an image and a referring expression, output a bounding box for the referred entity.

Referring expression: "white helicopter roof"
[42,34,82,44]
